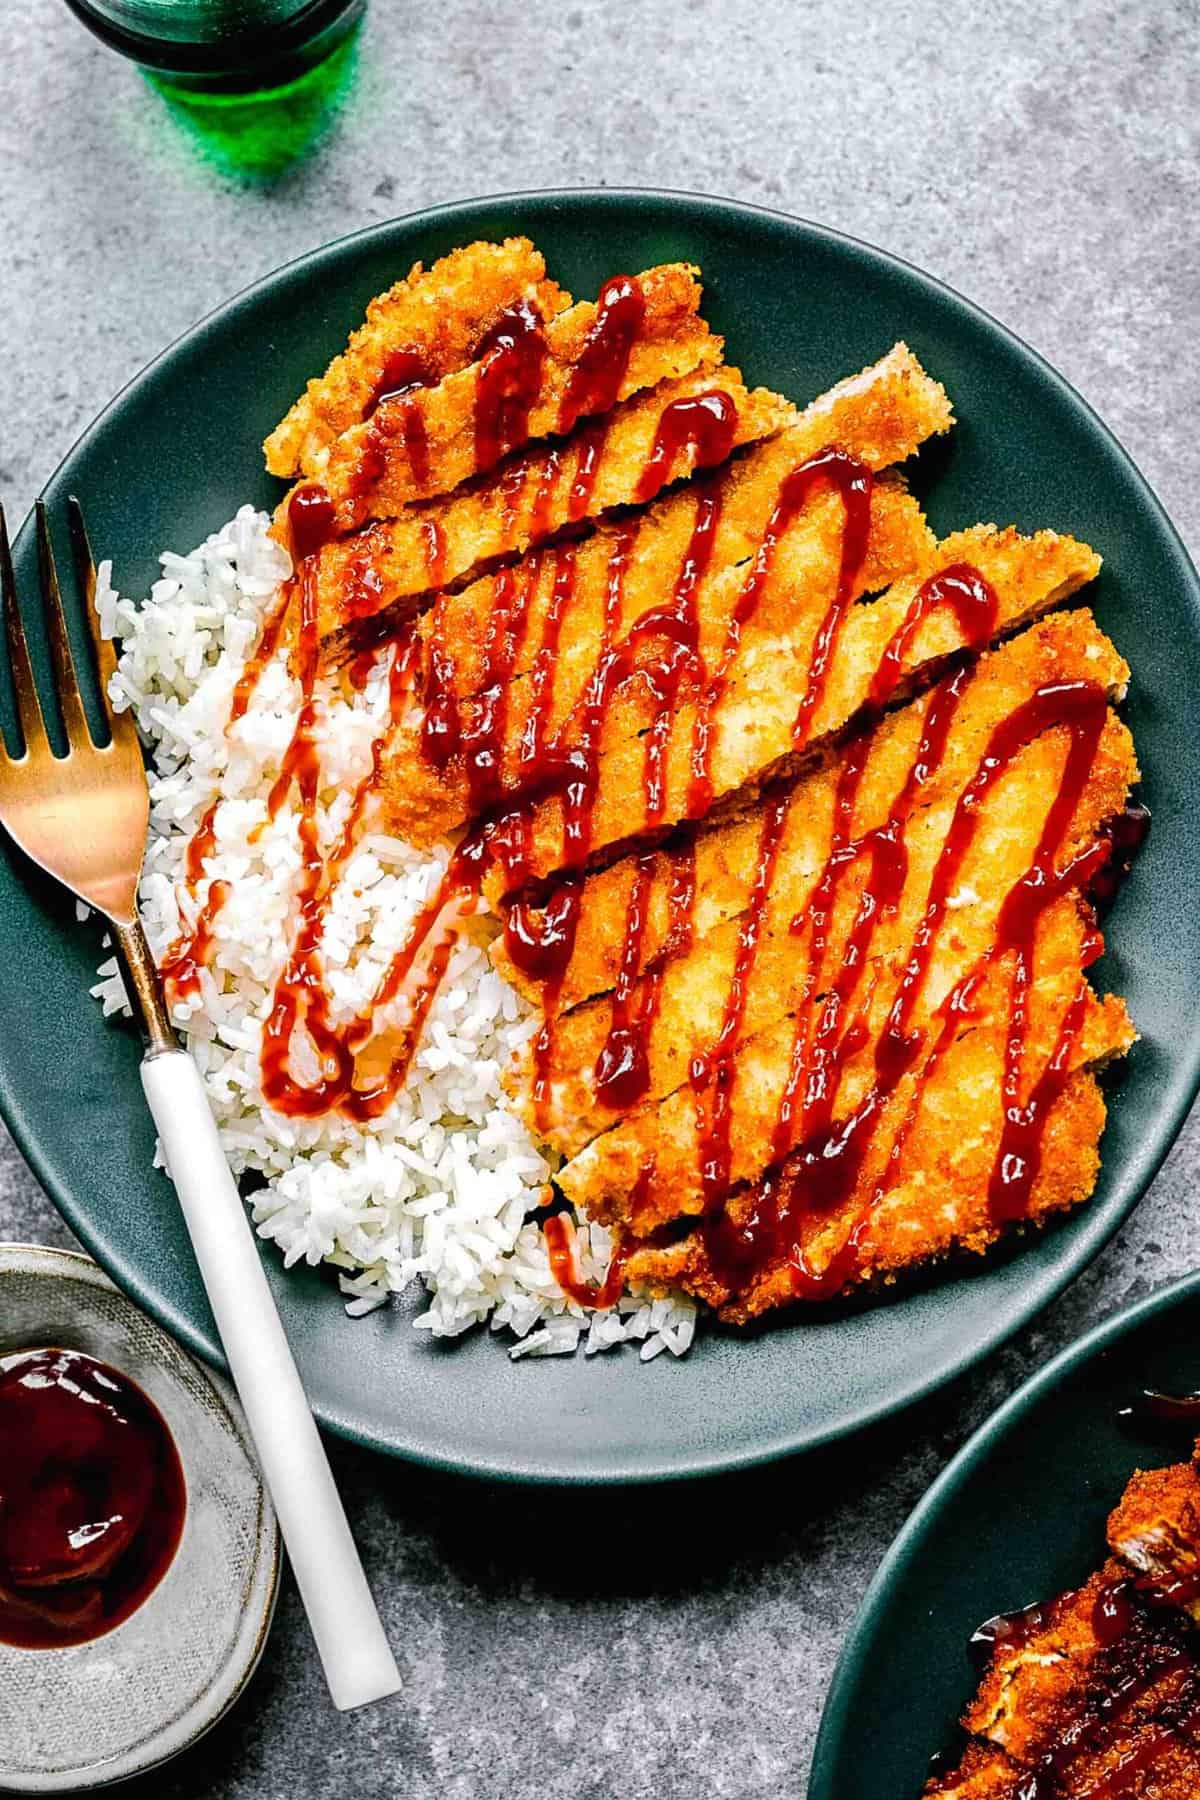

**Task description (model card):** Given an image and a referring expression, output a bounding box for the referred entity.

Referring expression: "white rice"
[89,507,696,1362]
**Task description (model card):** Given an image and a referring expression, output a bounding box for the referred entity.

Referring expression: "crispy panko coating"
[372,343,952,851]
[377,477,930,849]
[927,1455,1200,1798]
[1109,1458,1200,1621]
[924,1741,1026,1797]
[264,238,565,478]
[311,364,795,656]
[577,898,1131,1254]
[476,522,1103,901]
[554,617,1136,1276]
[504,612,1131,1158]
[490,604,1121,1012]
[413,341,950,706]
[302,263,720,523]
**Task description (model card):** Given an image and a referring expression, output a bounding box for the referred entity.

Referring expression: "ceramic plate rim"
[6,188,1200,1482]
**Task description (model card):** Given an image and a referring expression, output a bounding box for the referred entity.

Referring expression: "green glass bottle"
[61,0,366,95]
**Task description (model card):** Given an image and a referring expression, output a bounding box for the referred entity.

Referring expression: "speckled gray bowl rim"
[808,1267,1200,1797]
[0,1243,280,1791]
[4,188,1200,1484]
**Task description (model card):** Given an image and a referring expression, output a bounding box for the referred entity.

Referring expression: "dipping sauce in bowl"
[0,1348,186,1649]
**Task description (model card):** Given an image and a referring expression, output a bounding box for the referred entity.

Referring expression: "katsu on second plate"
[928,1444,1200,1797]
[93,234,1145,1358]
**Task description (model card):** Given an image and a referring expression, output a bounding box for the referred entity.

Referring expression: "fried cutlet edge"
[264,237,568,478]
[296,261,722,522]
[311,362,796,657]
[926,1450,1200,1793]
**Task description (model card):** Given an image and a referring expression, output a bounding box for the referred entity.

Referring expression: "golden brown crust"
[311,364,795,653]
[493,606,1127,1023]
[301,263,721,521]
[417,341,951,710]
[376,477,931,851]
[493,523,1102,896]
[264,238,565,477]
[1108,1461,1200,1619]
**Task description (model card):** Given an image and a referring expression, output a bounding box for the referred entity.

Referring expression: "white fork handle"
[141,1048,401,1713]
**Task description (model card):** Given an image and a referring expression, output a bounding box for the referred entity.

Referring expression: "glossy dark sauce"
[634,390,738,504]
[473,299,548,473]
[968,1599,1057,1668]
[348,349,438,505]
[542,1211,627,1310]
[557,274,644,433]
[1121,1389,1200,1426]
[956,1535,1200,1798]
[1091,804,1150,912]
[0,1348,185,1649]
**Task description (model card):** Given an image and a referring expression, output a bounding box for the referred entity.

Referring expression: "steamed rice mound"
[90,507,695,1364]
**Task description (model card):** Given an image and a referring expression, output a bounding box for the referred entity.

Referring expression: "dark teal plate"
[810,1272,1200,1798]
[4,191,1199,1482]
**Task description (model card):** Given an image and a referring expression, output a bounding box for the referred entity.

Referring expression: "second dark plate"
[810,1271,1200,1798]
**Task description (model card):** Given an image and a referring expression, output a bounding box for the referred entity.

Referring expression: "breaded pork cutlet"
[504,612,1132,1160]
[374,344,953,851]
[287,262,722,530]
[409,341,948,709]
[550,617,1138,1309]
[623,938,1132,1320]
[475,520,1102,908]
[490,594,1114,1020]
[311,364,797,658]
[264,237,567,478]
[927,1450,1200,1798]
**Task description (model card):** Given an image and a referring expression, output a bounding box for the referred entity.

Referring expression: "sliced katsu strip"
[927,1452,1200,1798]
[381,478,931,850]
[300,263,721,527]
[504,612,1129,1158]
[264,238,566,478]
[623,945,1132,1321]
[490,594,1112,1014]
[413,341,949,706]
[312,364,796,655]
[555,617,1136,1275]
[479,521,1103,916]
[374,345,954,851]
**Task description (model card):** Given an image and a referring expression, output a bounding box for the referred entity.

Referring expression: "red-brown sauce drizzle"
[687,446,874,820]
[257,628,445,1122]
[473,299,548,474]
[0,1348,185,1649]
[969,1599,1057,1668]
[348,347,437,506]
[964,1564,1200,1800]
[557,275,645,433]
[593,843,697,1111]
[1123,1389,1200,1426]
[976,1571,1200,1800]
[634,390,738,504]
[701,671,1110,1299]
[542,1212,627,1310]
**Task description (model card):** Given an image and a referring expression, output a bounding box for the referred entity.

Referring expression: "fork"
[0,499,401,1714]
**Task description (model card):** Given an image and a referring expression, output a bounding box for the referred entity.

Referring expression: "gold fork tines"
[0,499,173,1048]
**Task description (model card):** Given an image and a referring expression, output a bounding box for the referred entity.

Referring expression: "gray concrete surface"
[1,1,1198,1793]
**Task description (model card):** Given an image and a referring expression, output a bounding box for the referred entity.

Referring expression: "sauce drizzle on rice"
[161,446,1085,1301]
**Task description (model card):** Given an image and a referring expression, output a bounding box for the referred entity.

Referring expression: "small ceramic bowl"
[0,1243,279,1793]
